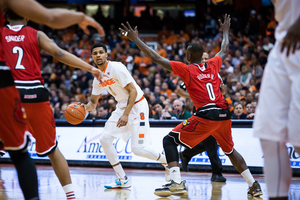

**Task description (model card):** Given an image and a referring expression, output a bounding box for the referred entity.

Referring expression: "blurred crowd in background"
[33,5,276,120]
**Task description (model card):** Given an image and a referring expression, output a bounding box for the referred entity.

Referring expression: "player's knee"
[131,146,144,157]
[99,133,114,145]
[163,133,176,148]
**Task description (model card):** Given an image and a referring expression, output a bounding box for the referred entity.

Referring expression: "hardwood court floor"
[0,164,300,200]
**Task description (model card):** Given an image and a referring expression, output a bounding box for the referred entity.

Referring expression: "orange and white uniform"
[92,61,149,144]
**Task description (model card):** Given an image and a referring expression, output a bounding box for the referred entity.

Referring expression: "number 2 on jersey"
[206,82,216,100]
[12,46,25,70]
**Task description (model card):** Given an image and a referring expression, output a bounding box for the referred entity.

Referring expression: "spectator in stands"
[172,100,191,120]
[152,99,175,120]
[86,109,98,120]
[97,103,111,119]
[134,51,153,76]
[160,82,172,98]
[240,63,252,88]
[231,103,247,119]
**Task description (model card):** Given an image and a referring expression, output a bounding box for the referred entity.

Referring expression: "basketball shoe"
[154,180,187,197]
[104,175,131,189]
[247,181,263,197]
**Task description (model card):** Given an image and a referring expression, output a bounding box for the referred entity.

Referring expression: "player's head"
[91,42,108,66]
[6,9,28,24]
[186,43,204,64]
[201,52,209,63]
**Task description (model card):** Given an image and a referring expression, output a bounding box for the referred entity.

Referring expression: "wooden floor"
[0,164,300,200]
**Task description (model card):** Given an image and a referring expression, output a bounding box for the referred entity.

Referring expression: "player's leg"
[179,140,206,172]
[254,43,292,199]
[99,132,130,188]
[154,132,188,197]
[213,119,262,197]
[0,80,39,200]
[24,102,75,199]
[9,149,39,200]
[130,100,169,180]
[260,139,290,200]
[202,136,226,182]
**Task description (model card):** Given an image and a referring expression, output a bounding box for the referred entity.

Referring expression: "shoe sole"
[247,191,263,197]
[154,190,172,197]
[253,191,263,197]
[171,189,188,196]
[104,186,131,189]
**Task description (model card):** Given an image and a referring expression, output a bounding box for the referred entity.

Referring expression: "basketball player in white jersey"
[253,0,300,199]
[83,42,170,188]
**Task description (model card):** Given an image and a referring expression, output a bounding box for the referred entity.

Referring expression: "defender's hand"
[119,21,139,41]
[218,14,231,32]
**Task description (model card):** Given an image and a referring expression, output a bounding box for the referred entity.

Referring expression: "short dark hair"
[153,99,164,109]
[187,43,204,59]
[91,42,107,54]
[99,103,109,110]
[6,9,24,20]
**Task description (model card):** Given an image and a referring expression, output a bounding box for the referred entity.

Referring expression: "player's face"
[202,53,209,63]
[92,47,107,66]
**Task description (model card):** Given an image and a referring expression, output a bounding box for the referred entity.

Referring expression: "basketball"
[64,103,86,125]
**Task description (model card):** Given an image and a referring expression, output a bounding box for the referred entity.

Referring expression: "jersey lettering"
[100,78,116,87]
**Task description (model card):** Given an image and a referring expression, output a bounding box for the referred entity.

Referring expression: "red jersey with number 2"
[2,25,43,84]
[170,56,228,110]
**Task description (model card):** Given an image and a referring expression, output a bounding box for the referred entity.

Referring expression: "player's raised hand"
[281,17,300,56]
[218,14,231,32]
[119,22,139,41]
[78,15,105,37]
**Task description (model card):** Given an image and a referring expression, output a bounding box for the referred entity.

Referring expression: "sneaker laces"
[115,179,122,186]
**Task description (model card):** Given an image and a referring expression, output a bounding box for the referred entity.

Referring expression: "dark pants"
[182,135,223,174]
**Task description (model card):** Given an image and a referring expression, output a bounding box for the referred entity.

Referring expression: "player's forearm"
[131,38,173,71]
[220,30,229,59]
[7,0,85,29]
[123,90,137,116]
[55,49,93,72]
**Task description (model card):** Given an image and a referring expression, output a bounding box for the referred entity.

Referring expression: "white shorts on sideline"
[102,98,151,147]
[253,41,300,147]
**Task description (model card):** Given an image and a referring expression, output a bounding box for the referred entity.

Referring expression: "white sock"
[63,184,76,199]
[113,164,127,180]
[170,167,181,184]
[241,169,255,187]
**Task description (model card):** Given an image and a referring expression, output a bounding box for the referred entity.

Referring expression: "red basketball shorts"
[23,101,57,156]
[172,115,234,154]
[0,85,29,151]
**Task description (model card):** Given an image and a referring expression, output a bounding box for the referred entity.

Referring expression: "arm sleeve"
[115,63,134,88]
[207,56,223,72]
[170,61,190,82]
[92,78,104,95]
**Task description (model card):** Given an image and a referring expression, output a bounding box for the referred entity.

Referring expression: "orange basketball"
[64,103,86,125]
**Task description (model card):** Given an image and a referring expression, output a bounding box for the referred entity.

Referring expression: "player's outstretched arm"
[119,22,173,72]
[281,15,300,56]
[216,14,231,61]
[4,0,105,36]
[38,31,105,82]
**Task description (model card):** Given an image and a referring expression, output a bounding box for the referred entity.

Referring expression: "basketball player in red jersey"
[0,0,105,199]
[120,14,263,197]
[2,9,106,200]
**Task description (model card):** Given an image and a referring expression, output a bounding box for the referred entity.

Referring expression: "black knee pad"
[163,132,180,163]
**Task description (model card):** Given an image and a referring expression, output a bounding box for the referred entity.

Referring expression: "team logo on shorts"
[14,98,27,124]
[182,120,190,126]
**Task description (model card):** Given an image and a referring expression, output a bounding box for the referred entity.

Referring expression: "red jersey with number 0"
[2,25,43,84]
[170,56,228,110]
